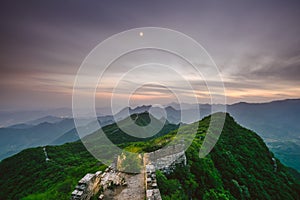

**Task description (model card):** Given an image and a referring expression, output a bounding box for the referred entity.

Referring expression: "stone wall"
[144,143,187,174]
[71,165,126,200]
[71,143,187,200]
[144,143,187,200]
[71,171,102,200]
[99,166,126,191]
[145,164,162,200]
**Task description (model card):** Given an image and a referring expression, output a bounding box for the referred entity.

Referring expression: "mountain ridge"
[0,99,299,171]
[0,113,299,199]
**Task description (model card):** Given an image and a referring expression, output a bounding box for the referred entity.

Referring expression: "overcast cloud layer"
[0,0,299,110]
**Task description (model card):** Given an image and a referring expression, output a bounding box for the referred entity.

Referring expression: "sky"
[0,0,300,111]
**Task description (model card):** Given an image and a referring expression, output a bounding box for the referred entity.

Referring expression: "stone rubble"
[71,144,186,200]
[71,171,102,200]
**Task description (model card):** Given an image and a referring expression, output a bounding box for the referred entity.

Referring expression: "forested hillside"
[156,114,300,199]
[0,113,299,200]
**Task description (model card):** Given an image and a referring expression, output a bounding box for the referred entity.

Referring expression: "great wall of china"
[71,143,186,200]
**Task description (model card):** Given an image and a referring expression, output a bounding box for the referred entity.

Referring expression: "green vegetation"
[0,113,299,199]
[0,142,105,200]
[100,112,179,145]
[117,152,142,173]
[0,112,177,200]
[156,113,300,199]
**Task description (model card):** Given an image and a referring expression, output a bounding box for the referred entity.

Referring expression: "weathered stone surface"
[145,143,187,174]
[113,173,145,200]
[145,164,162,200]
[71,144,186,200]
[71,171,102,200]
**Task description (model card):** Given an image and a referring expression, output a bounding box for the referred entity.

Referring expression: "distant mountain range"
[0,118,74,160]
[0,99,299,171]
[0,108,72,127]
[0,115,115,160]
[0,107,113,127]
[26,115,65,125]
